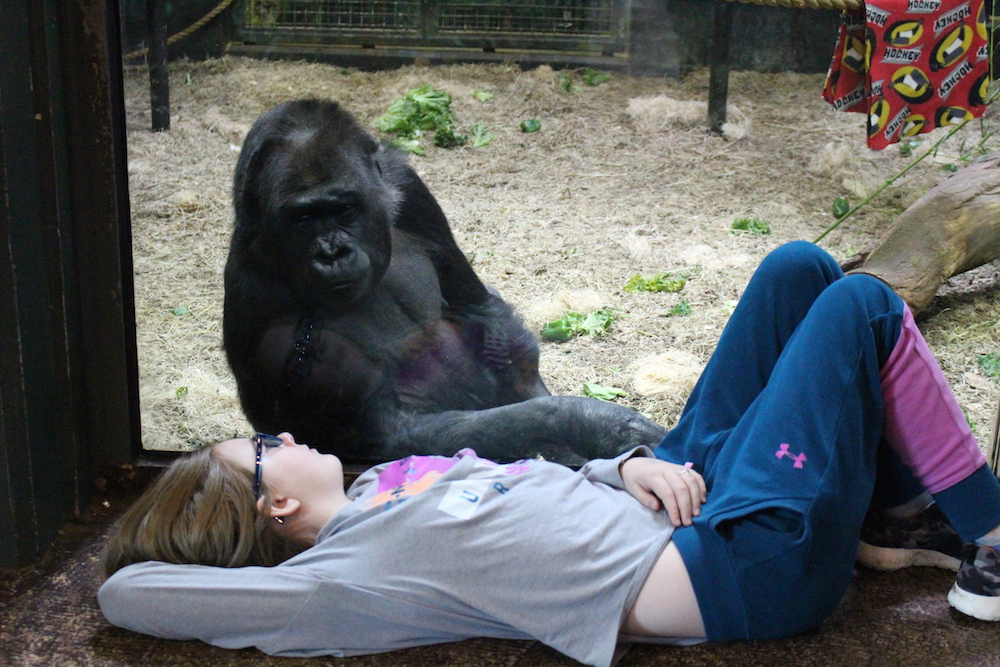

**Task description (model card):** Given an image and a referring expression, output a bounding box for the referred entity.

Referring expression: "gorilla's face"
[234,103,402,310]
[271,133,396,308]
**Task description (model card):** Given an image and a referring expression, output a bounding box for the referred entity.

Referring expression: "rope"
[723,0,863,10]
[123,0,237,60]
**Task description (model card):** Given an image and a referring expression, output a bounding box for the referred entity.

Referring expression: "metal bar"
[236,27,619,52]
[708,1,735,134]
[227,42,629,69]
[147,0,170,131]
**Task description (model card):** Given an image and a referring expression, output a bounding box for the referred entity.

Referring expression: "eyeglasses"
[252,433,283,500]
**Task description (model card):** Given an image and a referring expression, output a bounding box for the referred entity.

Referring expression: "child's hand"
[620,457,706,527]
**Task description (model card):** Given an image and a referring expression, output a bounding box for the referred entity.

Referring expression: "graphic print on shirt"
[437,477,513,519]
[364,449,530,513]
[374,452,463,492]
[366,470,446,511]
[364,452,461,510]
[435,456,530,519]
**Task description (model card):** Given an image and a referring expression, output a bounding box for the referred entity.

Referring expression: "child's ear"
[256,496,301,520]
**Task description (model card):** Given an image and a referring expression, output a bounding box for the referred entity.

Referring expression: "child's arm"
[98,560,318,653]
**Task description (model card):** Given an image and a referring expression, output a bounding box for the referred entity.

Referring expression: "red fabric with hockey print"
[823,0,990,150]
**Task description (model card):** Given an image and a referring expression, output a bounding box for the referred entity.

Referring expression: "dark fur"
[223,100,666,464]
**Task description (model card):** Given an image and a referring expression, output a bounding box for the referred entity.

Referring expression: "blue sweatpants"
[655,241,921,640]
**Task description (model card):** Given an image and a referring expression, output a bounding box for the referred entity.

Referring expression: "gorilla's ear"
[233,134,282,228]
[234,101,305,228]
[372,140,406,176]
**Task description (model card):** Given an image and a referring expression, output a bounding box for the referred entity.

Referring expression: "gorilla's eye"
[334,200,356,215]
[285,197,359,225]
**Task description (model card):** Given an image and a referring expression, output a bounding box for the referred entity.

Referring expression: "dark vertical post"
[60,0,139,468]
[0,0,54,567]
[0,0,139,567]
[708,1,735,134]
[147,0,170,131]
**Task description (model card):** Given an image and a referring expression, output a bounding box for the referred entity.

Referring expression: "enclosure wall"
[0,0,139,567]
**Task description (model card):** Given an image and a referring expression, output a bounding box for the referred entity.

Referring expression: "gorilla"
[223,99,666,464]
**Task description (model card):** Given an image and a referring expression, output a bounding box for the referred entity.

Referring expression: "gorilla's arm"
[387,397,668,466]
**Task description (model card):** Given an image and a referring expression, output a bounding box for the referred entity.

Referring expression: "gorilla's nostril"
[315,237,351,263]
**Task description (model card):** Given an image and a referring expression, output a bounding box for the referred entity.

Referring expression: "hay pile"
[123,57,999,453]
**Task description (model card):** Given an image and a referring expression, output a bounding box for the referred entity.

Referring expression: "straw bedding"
[122,57,999,454]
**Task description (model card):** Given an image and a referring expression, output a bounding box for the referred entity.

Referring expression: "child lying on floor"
[99,242,1000,666]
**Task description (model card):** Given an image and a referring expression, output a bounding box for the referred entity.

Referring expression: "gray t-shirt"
[99,447,675,667]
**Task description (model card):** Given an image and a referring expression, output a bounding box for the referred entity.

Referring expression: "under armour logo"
[775,443,807,469]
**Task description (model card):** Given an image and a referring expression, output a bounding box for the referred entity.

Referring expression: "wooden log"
[841,154,1000,314]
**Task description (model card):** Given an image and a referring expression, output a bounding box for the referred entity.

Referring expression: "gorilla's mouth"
[323,242,351,262]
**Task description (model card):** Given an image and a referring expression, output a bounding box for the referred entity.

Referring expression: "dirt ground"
[121,56,1000,458]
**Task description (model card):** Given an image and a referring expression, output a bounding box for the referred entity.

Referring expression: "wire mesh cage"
[242,0,623,48]
[437,1,614,36]
[246,1,422,30]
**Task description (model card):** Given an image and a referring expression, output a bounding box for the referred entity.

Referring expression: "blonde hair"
[101,446,299,578]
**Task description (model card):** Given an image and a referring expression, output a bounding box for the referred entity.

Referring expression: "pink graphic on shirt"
[502,461,531,476]
[376,453,465,492]
[367,470,445,509]
[366,449,533,510]
[775,443,807,469]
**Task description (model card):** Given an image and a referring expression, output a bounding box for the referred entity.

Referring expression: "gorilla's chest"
[330,244,445,344]
[329,299,492,397]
